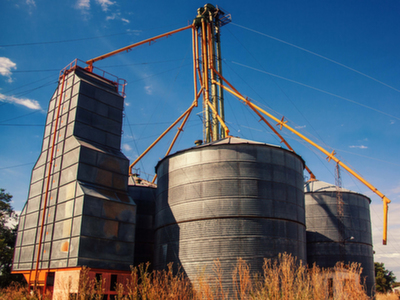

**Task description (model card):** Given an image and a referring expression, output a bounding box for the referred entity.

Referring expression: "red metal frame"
[60,59,127,97]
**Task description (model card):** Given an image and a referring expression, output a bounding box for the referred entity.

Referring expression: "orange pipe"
[210,70,316,180]
[151,106,195,184]
[204,97,230,137]
[128,103,196,175]
[201,19,211,142]
[86,24,194,67]
[195,29,203,87]
[217,79,390,245]
[192,27,198,107]
[34,74,66,285]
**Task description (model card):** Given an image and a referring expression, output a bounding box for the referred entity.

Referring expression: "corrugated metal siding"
[128,184,157,267]
[13,68,136,272]
[305,185,374,296]
[154,141,306,292]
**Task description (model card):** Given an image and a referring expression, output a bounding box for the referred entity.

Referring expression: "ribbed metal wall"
[13,67,136,272]
[154,137,306,292]
[305,180,375,296]
[128,178,156,267]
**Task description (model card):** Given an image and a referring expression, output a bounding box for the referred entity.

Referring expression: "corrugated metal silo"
[128,176,157,267]
[305,180,375,296]
[154,137,306,292]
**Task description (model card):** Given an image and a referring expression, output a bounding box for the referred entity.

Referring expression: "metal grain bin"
[305,180,375,296]
[128,176,157,267]
[154,137,306,292]
[13,66,136,275]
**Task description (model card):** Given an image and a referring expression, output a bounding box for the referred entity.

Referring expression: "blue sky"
[1,0,400,278]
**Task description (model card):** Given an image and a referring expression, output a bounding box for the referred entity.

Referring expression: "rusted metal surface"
[13,67,136,275]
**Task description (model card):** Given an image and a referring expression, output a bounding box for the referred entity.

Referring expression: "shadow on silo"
[153,159,185,276]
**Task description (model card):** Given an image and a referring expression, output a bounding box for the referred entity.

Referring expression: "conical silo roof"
[305,180,354,194]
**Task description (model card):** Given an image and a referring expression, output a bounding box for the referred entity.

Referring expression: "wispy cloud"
[295,125,306,129]
[349,145,368,149]
[122,143,132,152]
[127,29,142,35]
[76,0,90,11]
[26,0,36,6]
[0,57,17,83]
[106,13,118,21]
[144,86,153,95]
[0,93,42,110]
[390,120,395,125]
[121,18,130,24]
[96,0,115,12]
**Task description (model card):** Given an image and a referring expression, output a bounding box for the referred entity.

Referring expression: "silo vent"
[194,139,203,146]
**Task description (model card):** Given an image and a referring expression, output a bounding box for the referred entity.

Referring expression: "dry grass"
[0,254,371,299]
[376,293,400,300]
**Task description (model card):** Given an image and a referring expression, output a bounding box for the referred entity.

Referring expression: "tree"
[375,262,397,293]
[0,188,23,287]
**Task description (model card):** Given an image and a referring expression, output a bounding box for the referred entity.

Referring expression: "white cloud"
[371,202,400,277]
[295,125,306,129]
[0,93,41,110]
[122,143,132,152]
[127,29,142,35]
[390,120,395,125]
[144,86,153,95]
[0,57,17,83]
[95,0,115,12]
[26,0,36,6]
[349,145,368,149]
[76,0,90,11]
[106,13,118,21]
[121,18,130,24]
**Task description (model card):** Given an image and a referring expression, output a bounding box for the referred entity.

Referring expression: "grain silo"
[128,176,157,267]
[12,63,136,298]
[154,137,306,292]
[305,180,375,296]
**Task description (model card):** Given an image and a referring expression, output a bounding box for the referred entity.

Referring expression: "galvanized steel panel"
[13,68,135,272]
[154,140,305,293]
[128,185,156,267]
[305,180,374,296]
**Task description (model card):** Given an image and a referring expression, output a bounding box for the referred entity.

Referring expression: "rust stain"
[61,241,69,252]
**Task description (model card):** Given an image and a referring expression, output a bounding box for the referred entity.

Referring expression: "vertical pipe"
[192,27,198,107]
[215,25,225,139]
[208,22,219,140]
[195,30,203,87]
[34,73,66,287]
[201,19,211,143]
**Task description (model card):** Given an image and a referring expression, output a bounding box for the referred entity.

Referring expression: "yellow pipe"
[128,102,196,176]
[151,106,195,184]
[204,97,230,137]
[201,19,211,142]
[211,75,316,181]
[218,82,390,245]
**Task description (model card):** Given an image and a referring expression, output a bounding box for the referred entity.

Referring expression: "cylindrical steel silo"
[305,180,375,296]
[154,137,306,292]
